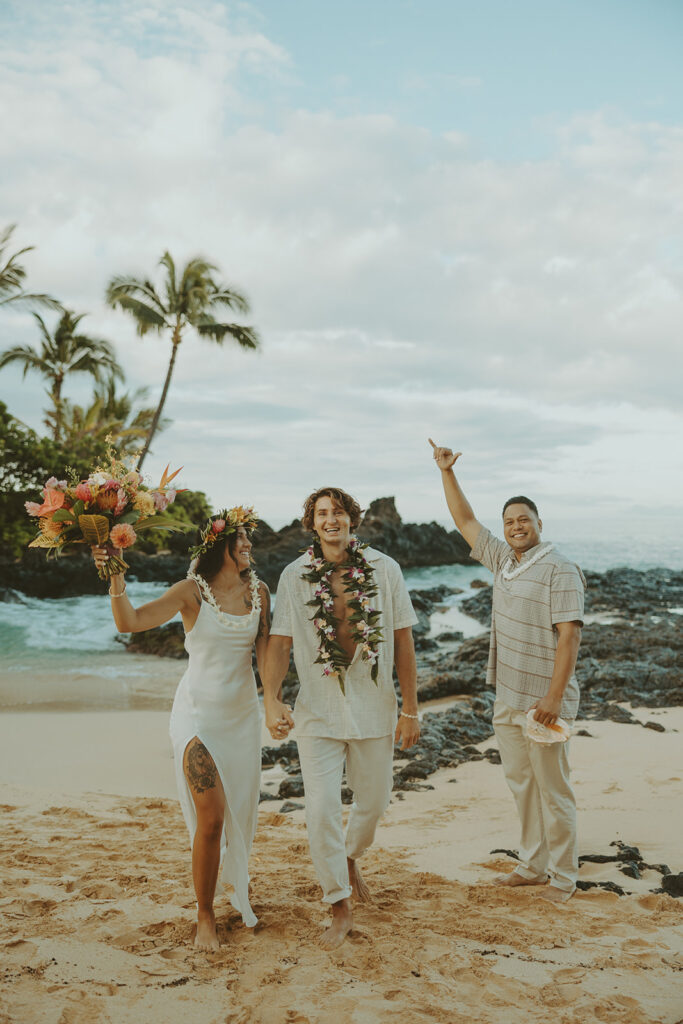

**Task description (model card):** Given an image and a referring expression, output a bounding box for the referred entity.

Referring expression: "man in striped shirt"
[429,439,585,903]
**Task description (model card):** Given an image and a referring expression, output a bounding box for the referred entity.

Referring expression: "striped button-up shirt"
[471,527,586,720]
[271,547,417,740]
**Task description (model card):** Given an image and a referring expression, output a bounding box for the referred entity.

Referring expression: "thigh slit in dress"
[169,571,261,928]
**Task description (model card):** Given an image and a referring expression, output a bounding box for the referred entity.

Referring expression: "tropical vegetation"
[0,228,257,565]
[0,310,123,442]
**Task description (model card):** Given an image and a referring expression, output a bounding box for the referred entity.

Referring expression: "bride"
[93,506,271,948]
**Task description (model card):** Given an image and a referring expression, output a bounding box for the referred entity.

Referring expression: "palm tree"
[45,380,170,457]
[0,224,60,311]
[106,252,259,470]
[0,310,123,441]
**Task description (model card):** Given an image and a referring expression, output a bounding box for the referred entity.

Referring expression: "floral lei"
[301,536,383,692]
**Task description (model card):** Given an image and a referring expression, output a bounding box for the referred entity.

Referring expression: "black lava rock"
[280,801,304,813]
[278,774,305,798]
[661,872,683,897]
[619,861,641,879]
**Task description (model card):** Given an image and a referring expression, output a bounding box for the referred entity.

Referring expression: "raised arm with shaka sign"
[427,438,482,550]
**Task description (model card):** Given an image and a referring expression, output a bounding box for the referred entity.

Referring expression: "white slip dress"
[169,570,261,928]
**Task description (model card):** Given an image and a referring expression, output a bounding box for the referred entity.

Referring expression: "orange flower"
[110,523,137,549]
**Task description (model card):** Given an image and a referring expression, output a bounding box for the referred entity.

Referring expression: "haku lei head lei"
[301,536,383,692]
[189,505,259,560]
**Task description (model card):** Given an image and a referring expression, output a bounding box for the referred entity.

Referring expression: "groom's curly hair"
[302,487,363,532]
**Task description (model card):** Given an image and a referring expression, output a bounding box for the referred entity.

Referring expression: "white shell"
[525,708,571,745]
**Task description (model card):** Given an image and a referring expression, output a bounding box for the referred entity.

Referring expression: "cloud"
[1,1,681,532]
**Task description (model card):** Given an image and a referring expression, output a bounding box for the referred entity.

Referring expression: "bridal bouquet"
[25,453,189,580]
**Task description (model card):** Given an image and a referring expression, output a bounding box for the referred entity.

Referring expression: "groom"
[263,486,420,949]
[429,439,585,902]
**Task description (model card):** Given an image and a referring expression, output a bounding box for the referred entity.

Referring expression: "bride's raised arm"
[92,546,199,634]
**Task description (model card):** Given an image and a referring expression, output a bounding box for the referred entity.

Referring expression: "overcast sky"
[1,0,682,542]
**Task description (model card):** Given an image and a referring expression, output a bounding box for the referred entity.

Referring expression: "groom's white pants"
[296,734,394,904]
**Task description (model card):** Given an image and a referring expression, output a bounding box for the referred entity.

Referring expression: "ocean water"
[1,540,679,710]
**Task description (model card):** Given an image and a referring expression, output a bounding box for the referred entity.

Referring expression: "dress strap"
[186,570,212,603]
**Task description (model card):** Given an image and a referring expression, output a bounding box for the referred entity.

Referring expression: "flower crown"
[189,505,259,560]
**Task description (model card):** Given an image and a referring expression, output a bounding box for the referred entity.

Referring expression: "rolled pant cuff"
[549,878,577,893]
[515,865,542,880]
[322,886,352,905]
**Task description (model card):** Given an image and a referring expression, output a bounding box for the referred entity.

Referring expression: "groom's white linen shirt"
[270,548,418,740]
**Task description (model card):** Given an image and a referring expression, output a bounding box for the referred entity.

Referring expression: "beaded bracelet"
[400,711,419,720]
[109,582,127,598]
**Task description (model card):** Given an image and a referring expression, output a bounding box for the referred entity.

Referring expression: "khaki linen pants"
[296,734,394,904]
[493,699,578,892]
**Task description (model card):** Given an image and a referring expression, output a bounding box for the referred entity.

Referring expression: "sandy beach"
[1,705,681,1024]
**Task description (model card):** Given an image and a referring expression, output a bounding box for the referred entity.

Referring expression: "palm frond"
[105,293,167,335]
[195,322,260,349]
[31,312,54,349]
[0,291,62,310]
[204,286,250,315]
[106,276,167,317]
[0,225,59,310]
[160,251,178,310]
[0,344,48,374]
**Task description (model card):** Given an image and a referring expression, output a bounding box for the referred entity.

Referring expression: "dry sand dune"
[1,785,682,1024]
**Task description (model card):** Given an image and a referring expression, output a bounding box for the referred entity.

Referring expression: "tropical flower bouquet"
[25,452,189,580]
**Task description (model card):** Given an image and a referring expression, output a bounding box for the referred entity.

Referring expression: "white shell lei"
[501,543,554,581]
[187,570,261,630]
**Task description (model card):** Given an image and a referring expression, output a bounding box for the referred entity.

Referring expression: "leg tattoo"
[186,741,218,793]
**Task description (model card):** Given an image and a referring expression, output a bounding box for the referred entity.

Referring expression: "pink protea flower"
[110,523,137,549]
[152,490,170,512]
[74,482,93,502]
[114,488,128,515]
[25,501,43,516]
[211,519,226,534]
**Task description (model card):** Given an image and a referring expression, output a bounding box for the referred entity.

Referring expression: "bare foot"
[195,911,220,950]
[492,870,548,887]
[348,858,371,902]
[319,898,352,951]
[539,885,574,904]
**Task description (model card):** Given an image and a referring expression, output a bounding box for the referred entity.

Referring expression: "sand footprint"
[554,967,586,983]
[3,938,38,960]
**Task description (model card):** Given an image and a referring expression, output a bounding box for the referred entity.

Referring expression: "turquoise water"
[1,541,679,709]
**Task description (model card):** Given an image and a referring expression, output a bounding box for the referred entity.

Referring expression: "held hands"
[428,438,462,471]
[395,712,420,751]
[265,698,295,741]
[531,694,563,726]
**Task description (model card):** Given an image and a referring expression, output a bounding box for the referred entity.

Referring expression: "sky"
[1,0,682,543]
